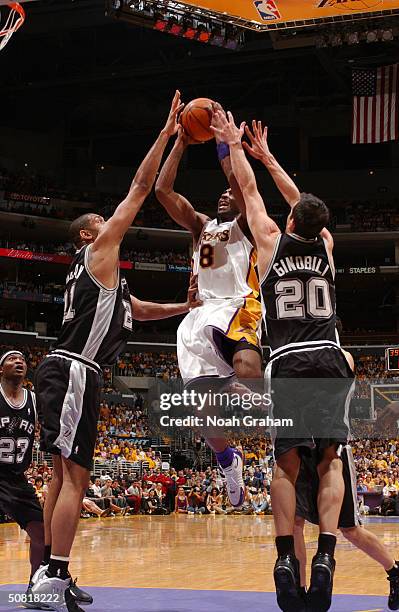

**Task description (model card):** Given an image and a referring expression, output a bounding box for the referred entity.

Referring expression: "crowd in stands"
[0,344,397,397]
[2,340,399,520]
[1,165,399,233]
[80,462,273,518]
[116,351,179,379]
[332,200,399,232]
[2,434,399,524]
[354,439,399,516]
[354,354,398,399]
[0,279,64,298]
[95,397,150,461]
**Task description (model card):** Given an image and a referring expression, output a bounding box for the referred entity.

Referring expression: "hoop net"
[0,2,25,51]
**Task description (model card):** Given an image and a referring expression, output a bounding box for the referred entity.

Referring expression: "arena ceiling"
[0,0,398,143]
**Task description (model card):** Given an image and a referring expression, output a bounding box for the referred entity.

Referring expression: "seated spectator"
[149,488,169,515]
[251,489,271,515]
[383,478,399,497]
[187,486,206,514]
[206,488,227,515]
[125,480,142,514]
[175,487,189,514]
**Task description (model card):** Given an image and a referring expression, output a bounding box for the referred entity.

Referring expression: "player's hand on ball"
[187,274,202,310]
[243,121,272,164]
[163,90,185,137]
[177,125,199,146]
[210,110,245,146]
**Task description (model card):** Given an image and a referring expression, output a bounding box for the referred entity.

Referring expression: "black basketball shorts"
[0,474,43,529]
[35,352,102,471]
[296,445,361,529]
[266,345,355,461]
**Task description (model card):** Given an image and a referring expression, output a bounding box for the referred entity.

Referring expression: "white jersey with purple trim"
[193,217,257,301]
[177,216,261,384]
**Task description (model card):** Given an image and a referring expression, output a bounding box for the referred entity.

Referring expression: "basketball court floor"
[0,515,398,611]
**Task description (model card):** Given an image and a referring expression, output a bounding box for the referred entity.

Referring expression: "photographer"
[187,486,206,514]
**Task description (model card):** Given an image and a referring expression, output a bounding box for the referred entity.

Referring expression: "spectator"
[187,486,206,514]
[206,488,226,515]
[175,487,189,514]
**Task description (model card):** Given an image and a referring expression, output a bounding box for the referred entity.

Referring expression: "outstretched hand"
[243,121,272,163]
[210,110,245,146]
[211,102,227,144]
[163,90,185,137]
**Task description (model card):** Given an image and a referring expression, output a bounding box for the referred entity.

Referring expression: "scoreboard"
[180,0,399,29]
[386,348,399,371]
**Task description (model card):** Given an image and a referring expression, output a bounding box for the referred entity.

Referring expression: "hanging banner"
[0,248,133,269]
[182,0,399,27]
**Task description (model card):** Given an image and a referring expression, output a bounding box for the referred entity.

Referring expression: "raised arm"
[155,129,209,242]
[243,121,300,208]
[211,111,280,279]
[212,102,247,220]
[243,121,333,253]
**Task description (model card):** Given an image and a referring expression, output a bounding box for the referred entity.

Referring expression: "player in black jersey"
[212,112,354,612]
[293,336,399,611]
[0,350,91,610]
[32,92,198,611]
[0,350,43,583]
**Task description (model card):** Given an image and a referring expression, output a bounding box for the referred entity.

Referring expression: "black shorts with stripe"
[296,445,361,529]
[0,474,43,529]
[266,344,355,461]
[35,352,102,471]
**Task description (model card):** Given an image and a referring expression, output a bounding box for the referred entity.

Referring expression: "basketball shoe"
[307,552,336,612]
[273,554,306,612]
[388,562,399,610]
[28,565,92,607]
[219,448,245,507]
[30,574,86,611]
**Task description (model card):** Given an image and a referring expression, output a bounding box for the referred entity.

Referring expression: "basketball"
[180,97,214,142]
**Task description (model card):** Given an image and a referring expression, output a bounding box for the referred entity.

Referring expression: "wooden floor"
[1,514,399,598]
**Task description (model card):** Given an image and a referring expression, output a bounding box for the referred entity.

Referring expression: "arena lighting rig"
[107,0,399,32]
[106,0,245,49]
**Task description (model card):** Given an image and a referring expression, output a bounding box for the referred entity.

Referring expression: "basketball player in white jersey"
[212,111,353,612]
[155,105,263,507]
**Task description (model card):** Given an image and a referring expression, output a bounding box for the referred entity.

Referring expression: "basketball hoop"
[0,2,25,51]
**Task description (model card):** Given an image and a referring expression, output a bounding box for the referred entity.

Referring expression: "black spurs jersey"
[56,244,133,366]
[0,385,36,477]
[261,232,337,352]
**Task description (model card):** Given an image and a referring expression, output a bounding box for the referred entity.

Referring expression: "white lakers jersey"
[193,217,258,301]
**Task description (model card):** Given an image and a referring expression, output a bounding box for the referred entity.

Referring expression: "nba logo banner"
[253,0,281,21]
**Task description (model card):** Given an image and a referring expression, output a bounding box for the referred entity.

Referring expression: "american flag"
[352,64,398,144]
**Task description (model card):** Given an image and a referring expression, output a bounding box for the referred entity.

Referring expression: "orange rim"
[0,2,25,37]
